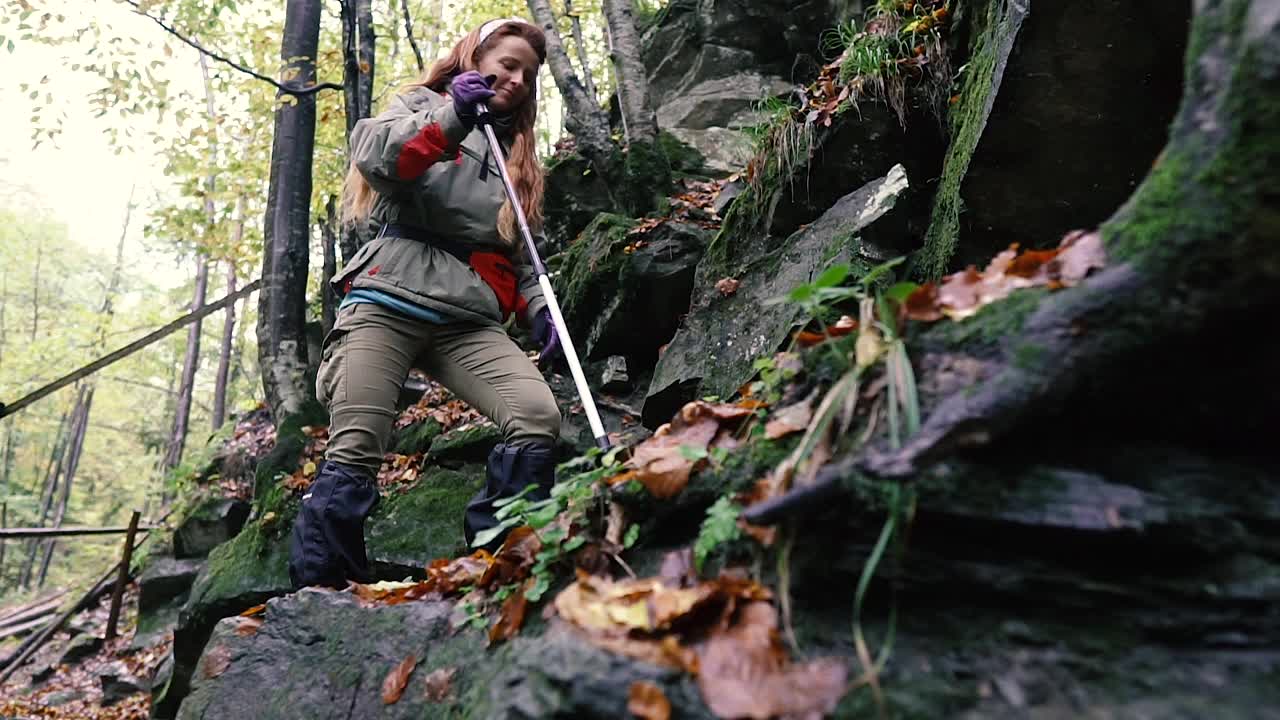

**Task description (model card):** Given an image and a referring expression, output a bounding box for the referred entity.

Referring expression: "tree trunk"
[258,0,323,423]
[341,0,376,143]
[211,260,238,431]
[20,407,69,588]
[30,239,40,342]
[526,0,614,171]
[163,257,209,474]
[36,386,92,588]
[321,196,339,336]
[400,0,425,74]
[0,269,7,366]
[341,0,376,263]
[564,0,598,102]
[600,0,656,143]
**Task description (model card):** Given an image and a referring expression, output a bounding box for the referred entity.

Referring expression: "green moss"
[391,418,443,455]
[657,130,707,177]
[913,0,1027,280]
[920,288,1046,354]
[367,466,480,565]
[1103,1,1279,276]
[427,423,503,463]
[554,213,638,332]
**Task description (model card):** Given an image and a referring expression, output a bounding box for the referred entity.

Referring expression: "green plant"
[473,447,628,602]
[694,495,743,571]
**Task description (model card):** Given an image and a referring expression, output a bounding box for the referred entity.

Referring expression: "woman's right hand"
[450,71,496,119]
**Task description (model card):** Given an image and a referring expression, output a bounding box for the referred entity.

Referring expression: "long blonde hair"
[341,20,547,245]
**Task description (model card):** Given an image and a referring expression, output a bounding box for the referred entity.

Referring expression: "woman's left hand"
[532,308,562,368]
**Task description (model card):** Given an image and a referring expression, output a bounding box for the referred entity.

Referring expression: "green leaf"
[813,263,851,288]
[858,256,906,288]
[679,445,709,461]
[525,574,551,602]
[694,496,742,571]
[562,535,586,552]
[470,519,517,549]
[623,524,640,549]
[884,281,920,303]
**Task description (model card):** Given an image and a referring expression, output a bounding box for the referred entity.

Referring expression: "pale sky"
[0,2,568,286]
[0,2,205,284]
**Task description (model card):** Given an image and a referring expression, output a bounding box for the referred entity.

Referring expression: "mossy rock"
[390,417,444,456]
[366,465,483,576]
[426,422,502,464]
[173,497,251,559]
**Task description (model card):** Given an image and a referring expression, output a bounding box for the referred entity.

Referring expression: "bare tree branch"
[400,0,425,74]
[121,0,342,96]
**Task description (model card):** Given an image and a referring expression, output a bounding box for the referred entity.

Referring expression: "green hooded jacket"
[335,85,546,328]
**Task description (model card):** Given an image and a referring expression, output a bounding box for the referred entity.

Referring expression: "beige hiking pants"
[317,303,561,474]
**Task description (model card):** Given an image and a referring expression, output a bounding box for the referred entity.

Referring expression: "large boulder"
[153,465,485,717]
[133,556,205,650]
[177,588,714,719]
[644,164,909,425]
[915,0,1192,277]
[556,214,710,373]
[173,496,251,559]
[641,0,863,172]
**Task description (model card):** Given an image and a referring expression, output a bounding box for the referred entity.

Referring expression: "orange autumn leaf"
[629,681,672,720]
[696,602,848,719]
[233,617,262,637]
[381,655,418,705]
[488,585,530,645]
[239,604,267,618]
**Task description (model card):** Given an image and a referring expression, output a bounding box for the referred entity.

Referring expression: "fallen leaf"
[201,644,232,679]
[903,282,943,321]
[764,391,816,440]
[715,277,741,296]
[239,604,267,617]
[488,585,530,645]
[422,667,456,702]
[382,655,418,705]
[480,526,541,588]
[629,680,672,720]
[696,602,848,719]
[233,617,262,637]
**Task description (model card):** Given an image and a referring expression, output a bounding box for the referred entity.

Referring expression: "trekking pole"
[476,102,611,450]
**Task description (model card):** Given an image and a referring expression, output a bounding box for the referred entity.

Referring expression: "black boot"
[464,443,556,551]
[288,461,380,590]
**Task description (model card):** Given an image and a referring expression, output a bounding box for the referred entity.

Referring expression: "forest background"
[0,0,642,600]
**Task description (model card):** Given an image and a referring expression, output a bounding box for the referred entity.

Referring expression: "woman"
[289,18,563,590]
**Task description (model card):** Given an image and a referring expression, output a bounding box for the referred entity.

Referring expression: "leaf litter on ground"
[553,554,848,719]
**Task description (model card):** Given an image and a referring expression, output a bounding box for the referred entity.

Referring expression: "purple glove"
[532,308,562,367]
[449,71,496,120]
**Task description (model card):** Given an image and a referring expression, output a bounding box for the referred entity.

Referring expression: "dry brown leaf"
[239,604,267,617]
[764,392,816,440]
[233,617,262,637]
[488,585,530,645]
[904,282,943,321]
[629,680,672,720]
[696,602,848,719]
[481,526,541,588]
[422,667,456,703]
[1054,229,1106,284]
[715,277,741,296]
[382,655,418,705]
[201,644,232,679]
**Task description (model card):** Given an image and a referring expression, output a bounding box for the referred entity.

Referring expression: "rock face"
[173,497,251,559]
[556,215,710,374]
[642,0,862,172]
[177,588,713,720]
[915,0,1191,277]
[153,467,485,717]
[644,164,909,424]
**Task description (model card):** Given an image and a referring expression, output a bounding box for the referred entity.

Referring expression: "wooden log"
[105,511,140,640]
[0,525,161,539]
[0,592,66,628]
[0,279,260,420]
[0,615,52,642]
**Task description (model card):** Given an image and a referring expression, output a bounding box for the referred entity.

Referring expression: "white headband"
[478,17,531,45]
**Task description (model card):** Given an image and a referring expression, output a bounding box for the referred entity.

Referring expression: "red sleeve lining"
[396,123,460,180]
